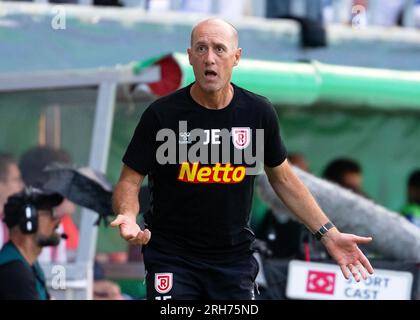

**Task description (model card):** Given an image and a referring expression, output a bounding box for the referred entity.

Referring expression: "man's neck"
[10,235,41,266]
[190,83,234,110]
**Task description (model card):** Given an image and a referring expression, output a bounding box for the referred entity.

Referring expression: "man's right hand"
[110,214,151,245]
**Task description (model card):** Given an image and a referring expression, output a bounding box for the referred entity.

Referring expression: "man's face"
[0,163,24,212]
[187,21,241,93]
[408,186,420,204]
[35,208,61,247]
[341,172,363,194]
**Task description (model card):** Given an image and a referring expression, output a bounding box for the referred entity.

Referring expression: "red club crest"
[154,273,173,294]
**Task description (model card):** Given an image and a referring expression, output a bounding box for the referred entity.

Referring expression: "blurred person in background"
[322,157,369,198]
[352,0,406,27]
[324,0,408,27]
[400,169,420,228]
[0,188,63,300]
[288,152,310,172]
[0,153,24,248]
[20,146,78,263]
[19,146,125,300]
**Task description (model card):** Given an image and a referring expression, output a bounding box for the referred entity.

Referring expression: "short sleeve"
[263,100,288,167]
[122,107,160,175]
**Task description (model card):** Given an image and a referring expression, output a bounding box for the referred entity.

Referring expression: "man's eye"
[198,46,206,52]
[216,47,224,53]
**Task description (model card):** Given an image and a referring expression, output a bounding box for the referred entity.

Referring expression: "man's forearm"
[110,167,149,244]
[112,180,141,217]
[266,163,374,280]
[266,164,330,233]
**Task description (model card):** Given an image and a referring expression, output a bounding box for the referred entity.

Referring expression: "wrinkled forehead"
[191,22,237,48]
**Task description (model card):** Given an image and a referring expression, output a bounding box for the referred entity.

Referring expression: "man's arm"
[264,159,374,281]
[111,164,151,245]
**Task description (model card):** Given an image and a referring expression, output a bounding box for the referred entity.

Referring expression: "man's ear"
[234,48,242,67]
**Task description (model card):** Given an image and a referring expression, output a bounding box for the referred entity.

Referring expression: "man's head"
[187,18,241,93]
[323,158,363,194]
[0,153,24,213]
[407,170,420,205]
[20,146,72,188]
[3,188,64,247]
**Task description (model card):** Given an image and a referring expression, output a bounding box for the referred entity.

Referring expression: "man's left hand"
[321,228,374,282]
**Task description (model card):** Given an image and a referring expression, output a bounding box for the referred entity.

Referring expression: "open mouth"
[204,70,218,79]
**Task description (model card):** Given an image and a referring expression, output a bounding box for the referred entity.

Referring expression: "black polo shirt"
[123,83,287,262]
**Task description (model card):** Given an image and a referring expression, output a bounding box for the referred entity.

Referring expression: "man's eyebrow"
[194,41,228,48]
[214,43,228,48]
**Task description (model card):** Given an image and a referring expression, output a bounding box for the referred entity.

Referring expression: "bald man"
[112,18,374,300]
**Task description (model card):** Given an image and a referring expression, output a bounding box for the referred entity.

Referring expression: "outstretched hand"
[321,229,374,282]
[110,214,151,245]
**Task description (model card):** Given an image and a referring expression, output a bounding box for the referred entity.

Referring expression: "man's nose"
[204,49,216,65]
